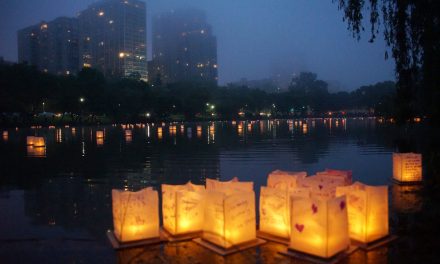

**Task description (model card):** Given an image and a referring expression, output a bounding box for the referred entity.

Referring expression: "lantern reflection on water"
[392,184,423,213]
[393,153,422,183]
[2,131,8,141]
[336,182,389,244]
[112,187,160,243]
[162,182,205,236]
[157,127,163,139]
[27,145,46,157]
[289,195,349,258]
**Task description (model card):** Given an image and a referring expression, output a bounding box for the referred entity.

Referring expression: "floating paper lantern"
[203,190,256,248]
[393,153,422,183]
[112,187,160,243]
[259,187,290,239]
[267,170,307,192]
[289,195,349,258]
[33,137,45,148]
[125,130,132,137]
[336,182,388,243]
[96,130,104,139]
[26,136,35,146]
[162,182,205,235]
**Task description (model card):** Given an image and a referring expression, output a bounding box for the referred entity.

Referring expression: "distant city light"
[119,52,125,58]
[79,97,85,103]
[98,11,105,16]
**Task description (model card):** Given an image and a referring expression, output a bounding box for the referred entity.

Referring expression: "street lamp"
[42,102,45,113]
[79,97,85,103]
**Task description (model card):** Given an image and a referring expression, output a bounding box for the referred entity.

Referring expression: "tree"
[335,0,440,120]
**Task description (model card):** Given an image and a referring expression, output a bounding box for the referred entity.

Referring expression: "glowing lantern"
[336,182,388,243]
[267,170,307,192]
[2,131,8,140]
[112,187,160,243]
[202,190,257,248]
[33,137,45,148]
[393,153,422,183]
[96,130,104,139]
[259,187,290,239]
[26,136,35,146]
[162,182,205,236]
[289,195,349,258]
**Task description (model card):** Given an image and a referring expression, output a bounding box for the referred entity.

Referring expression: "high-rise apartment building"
[17,17,79,75]
[152,9,218,84]
[78,0,147,81]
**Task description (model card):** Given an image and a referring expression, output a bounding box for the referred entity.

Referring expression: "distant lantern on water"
[336,182,389,244]
[111,187,160,243]
[393,153,422,183]
[162,182,205,236]
[125,130,132,137]
[26,136,35,146]
[96,130,104,139]
[33,137,46,148]
[289,195,349,258]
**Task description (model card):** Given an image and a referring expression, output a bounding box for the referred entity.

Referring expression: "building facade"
[17,17,79,75]
[78,0,147,81]
[152,9,218,84]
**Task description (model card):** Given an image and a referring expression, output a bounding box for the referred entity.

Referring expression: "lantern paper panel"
[336,182,388,243]
[393,153,422,182]
[205,178,253,195]
[112,187,159,242]
[259,187,290,239]
[316,169,353,185]
[298,175,347,199]
[203,191,256,248]
[290,195,349,258]
[267,170,307,192]
[162,182,205,235]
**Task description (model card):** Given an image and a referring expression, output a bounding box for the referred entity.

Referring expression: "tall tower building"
[78,0,147,81]
[17,17,79,75]
[152,9,218,85]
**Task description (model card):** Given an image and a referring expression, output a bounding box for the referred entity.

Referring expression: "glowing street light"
[79,97,85,103]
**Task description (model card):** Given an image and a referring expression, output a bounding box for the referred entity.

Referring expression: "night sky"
[0,0,395,90]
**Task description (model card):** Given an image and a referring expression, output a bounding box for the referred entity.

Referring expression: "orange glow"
[157,127,163,139]
[97,138,104,146]
[33,137,45,148]
[27,145,46,158]
[393,153,422,183]
[96,130,104,139]
[112,188,160,242]
[26,136,35,146]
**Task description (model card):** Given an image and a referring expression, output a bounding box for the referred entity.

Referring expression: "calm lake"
[0,118,438,263]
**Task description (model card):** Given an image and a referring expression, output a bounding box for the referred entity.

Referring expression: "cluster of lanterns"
[26,136,46,157]
[109,152,422,258]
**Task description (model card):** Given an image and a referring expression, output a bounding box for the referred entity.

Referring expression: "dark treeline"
[0,63,395,125]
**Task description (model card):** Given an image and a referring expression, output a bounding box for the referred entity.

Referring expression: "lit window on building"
[213,64,218,68]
